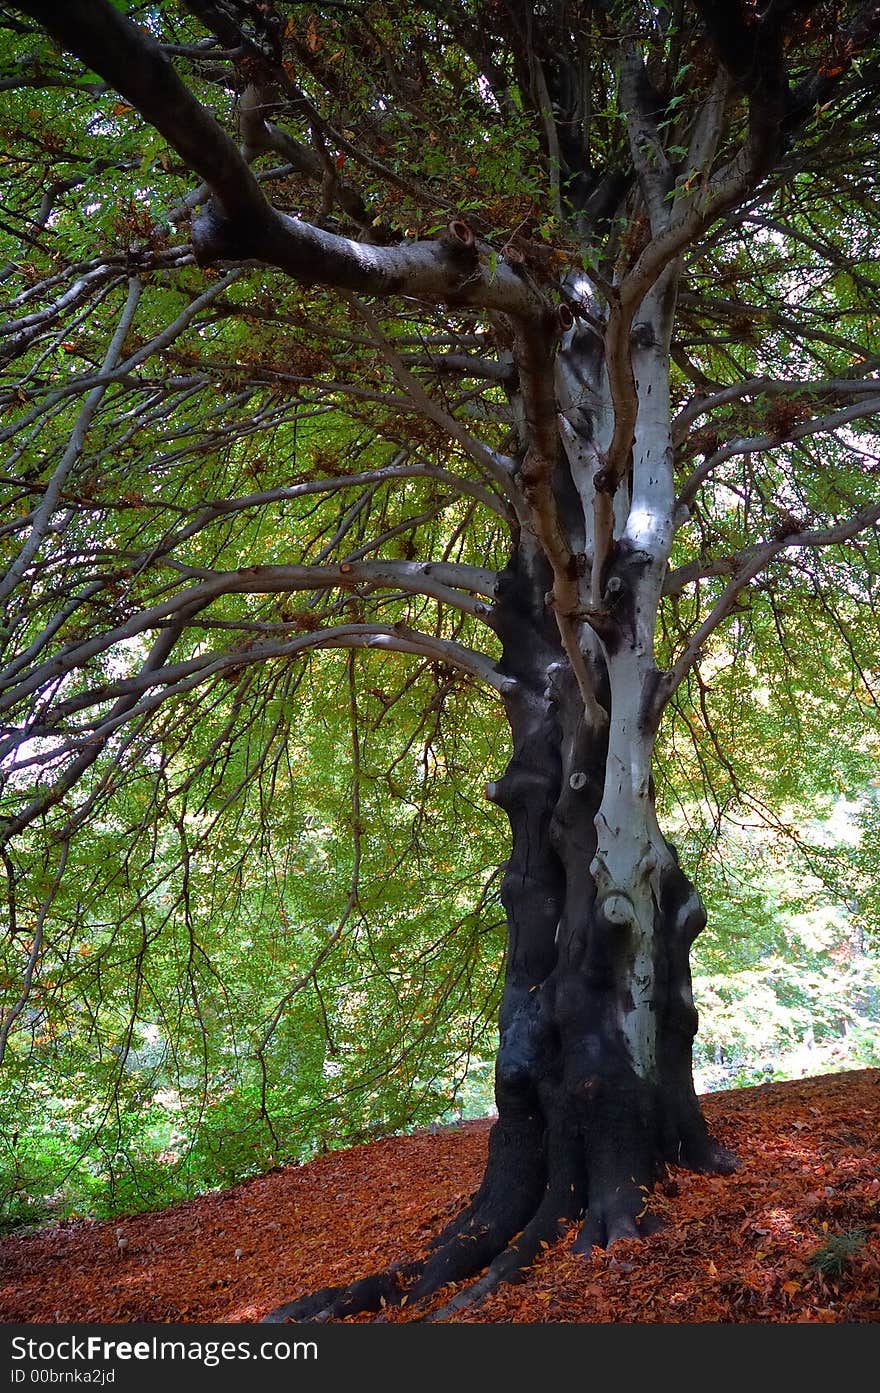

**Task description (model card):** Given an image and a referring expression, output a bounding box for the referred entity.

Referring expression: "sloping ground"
[1,1070,878,1324]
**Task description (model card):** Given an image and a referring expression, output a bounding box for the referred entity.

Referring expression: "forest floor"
[1,1069,878,1324]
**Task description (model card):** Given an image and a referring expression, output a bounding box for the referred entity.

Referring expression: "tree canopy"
[1,1,880,1298]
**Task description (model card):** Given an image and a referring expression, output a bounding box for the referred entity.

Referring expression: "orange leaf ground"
[1,1070,878,1324]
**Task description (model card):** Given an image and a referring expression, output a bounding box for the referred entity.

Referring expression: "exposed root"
[260,1111,545,1324]
[260,1264,417,1324]
[697,1140,739,1175]
[260,1012,741,1325]
[260,1100,740,1323]
[572,1204,643,1253]
[674,1122,740,1176]
[259,1214,515,1324]
[263,1114,588,1326]
[427,1188,580,1320]
[572,1174,644,1254]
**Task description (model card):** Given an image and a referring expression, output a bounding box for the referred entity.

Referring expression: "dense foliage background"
[3,643,878,1231]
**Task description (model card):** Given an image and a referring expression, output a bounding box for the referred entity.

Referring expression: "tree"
[2,0,880,1321]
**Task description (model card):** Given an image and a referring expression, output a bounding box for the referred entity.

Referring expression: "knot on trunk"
[442,219,476,252]
[599,891,638,932]
[555,302,575,336]
[519,451,548,488]
[192,202,248,265]
[670,884,707,945]
[439,221,479,287]
[631,321,657,349]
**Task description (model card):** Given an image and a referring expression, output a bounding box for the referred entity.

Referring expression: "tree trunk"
[262,279,738,1325]
[484,539,735,1268]
[262,537,734,1325]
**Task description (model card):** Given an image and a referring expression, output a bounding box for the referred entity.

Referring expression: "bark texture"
[262,326,735,1324]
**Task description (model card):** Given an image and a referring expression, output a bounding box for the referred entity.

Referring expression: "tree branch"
[15,0,552,328]
[676,393,880,513]
[662,499,880,700]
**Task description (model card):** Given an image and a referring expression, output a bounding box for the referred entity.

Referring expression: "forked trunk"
[263,275,736,1325]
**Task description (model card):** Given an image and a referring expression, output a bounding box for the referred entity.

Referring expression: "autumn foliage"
[1,1070,878,1325]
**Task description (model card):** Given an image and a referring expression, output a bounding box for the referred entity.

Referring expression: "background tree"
[2,0,880,1320]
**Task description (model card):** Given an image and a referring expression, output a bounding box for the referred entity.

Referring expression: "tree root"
[260,1110,546,1324]
[260,1176,648,1324]
[260,1210,517,1324]
[426,1188,580,1320]
[259,1114,737,1323]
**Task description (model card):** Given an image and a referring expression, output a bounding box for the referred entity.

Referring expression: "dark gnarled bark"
[263,541,734,1325]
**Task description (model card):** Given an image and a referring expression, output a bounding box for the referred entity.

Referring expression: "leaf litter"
[1,1070,877,1324]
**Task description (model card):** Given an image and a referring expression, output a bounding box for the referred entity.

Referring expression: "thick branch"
[9,625,512,747]
[18,0,549,325]
[619,44,671,230]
